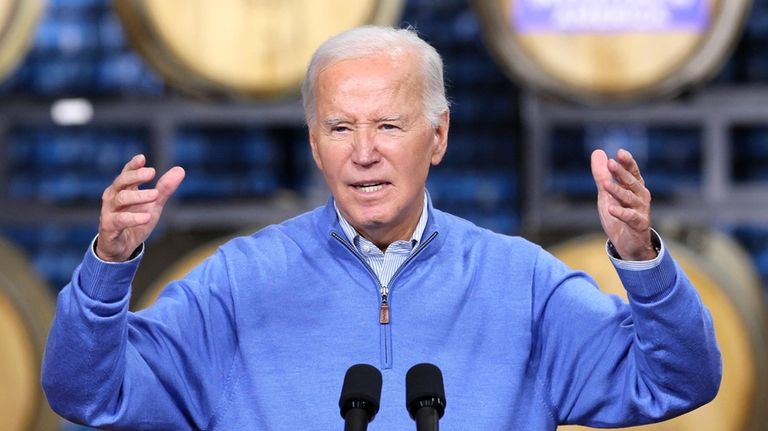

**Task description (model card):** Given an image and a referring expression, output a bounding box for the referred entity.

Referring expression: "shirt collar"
[334,192,429,248]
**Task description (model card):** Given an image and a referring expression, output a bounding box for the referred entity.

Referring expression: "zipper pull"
[379,286,390,324]
[379,301,390,324]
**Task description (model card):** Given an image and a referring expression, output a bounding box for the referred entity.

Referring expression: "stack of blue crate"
[0,0,290,298]
[731,126,768,183]
[728,128,768,292]
[3,225,97,292]
[643,127,702,194]
[730,227,768,293]
[548,125,702,200]
[3,126,149,293]
[173,127,281,201]
[404,1,521,235]
[8,127,149,202]
[713,0,768,83]
[723,0,768,287]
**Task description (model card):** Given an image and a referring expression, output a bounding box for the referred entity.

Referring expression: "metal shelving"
[521,85,768,235]
[0,97,325,228]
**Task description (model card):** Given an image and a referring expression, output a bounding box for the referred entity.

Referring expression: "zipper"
[331,230,439,368]
[331,231,438,324]
[379,286,390,324]
[331,231,382,289]
[383,231,438,297]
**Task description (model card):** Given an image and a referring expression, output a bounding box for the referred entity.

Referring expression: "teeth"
[356,183,383,193]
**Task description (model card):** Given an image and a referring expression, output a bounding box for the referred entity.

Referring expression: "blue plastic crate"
[48,0,105,14]
[98,13,128,51]
[175,128,277,167]
[33,14,101,55]
[459,211,519,234]
[732,127,768,158]
[428,170,517,209]
[38,173,110,202]
[643,171,701,195]
[547,171,595,197]
[29,56,97,94]
[2,225,96,292]
[175,170,280,200]
[10,127,148,167]
[735,227,765,248]
[743,39,768,81]
[7,174,37,199]
[96,52,164,94]
[744,1,768,38]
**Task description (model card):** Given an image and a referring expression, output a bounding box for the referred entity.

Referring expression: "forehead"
[314,54,423,120]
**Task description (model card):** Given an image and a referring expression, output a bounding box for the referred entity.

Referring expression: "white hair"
[301,25,449,127]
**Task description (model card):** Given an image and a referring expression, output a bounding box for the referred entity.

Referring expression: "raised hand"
[591,149,656,261]
[96,154,185,262]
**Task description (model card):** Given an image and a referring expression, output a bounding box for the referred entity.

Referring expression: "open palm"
[591,149,656,261]
[97,154,185,262]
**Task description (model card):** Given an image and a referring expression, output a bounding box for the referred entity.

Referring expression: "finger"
[112,167,157,191]
[608,158,646,193]
[112,189,160,210]
[155,166,186,205]
[101,211,153,232]
[609,150,645,188]
[607,205,649,230]
[590,149,612,191]
[602,179,644,208]
[617,149,643,179]
[121,154,146,174]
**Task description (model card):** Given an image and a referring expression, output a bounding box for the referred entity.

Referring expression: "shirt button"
[362,245,371,253]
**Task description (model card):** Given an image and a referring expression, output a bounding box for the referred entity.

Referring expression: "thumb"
[590,149,611,190]
[156,166,186,205]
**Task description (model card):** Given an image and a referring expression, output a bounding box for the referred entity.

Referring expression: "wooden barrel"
[0,237,58,431]
[549,231,768,431]
[0,0,45,81]
[471,0,751,104]
[113,0,405,99]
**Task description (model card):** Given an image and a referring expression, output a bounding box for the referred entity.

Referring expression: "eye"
[380,123,400,131]
[331,125,351,133]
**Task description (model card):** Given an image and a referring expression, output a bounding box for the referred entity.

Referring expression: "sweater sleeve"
[530,245,722,427]
[41,241,239,430]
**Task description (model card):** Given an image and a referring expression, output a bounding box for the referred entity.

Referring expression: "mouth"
[351,181,389,193]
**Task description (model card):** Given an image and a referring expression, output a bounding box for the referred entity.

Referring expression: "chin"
[352,213,388,229]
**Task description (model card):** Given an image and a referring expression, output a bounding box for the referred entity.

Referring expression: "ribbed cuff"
[78,235,143,303]
[613,245,677,302]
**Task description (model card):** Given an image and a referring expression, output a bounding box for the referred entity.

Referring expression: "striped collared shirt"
[335,193,428,288]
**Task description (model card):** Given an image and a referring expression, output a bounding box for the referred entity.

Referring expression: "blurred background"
[0,0,766,430]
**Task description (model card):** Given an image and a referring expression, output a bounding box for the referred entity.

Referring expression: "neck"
[357,225,416,251]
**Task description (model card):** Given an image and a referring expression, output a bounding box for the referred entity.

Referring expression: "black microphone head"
[406,363,446,419]
[339,364,383,421]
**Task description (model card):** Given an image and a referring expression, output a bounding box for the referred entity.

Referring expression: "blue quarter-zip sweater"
[42,198,721,430]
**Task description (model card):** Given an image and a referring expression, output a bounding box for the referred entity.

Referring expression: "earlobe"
[430,111,450,165]
[309,132,324,171]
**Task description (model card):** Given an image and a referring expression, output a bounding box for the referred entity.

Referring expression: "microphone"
[339,364,383,431]
[406,363,446,431]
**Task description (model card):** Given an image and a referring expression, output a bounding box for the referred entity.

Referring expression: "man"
[42,26,721,430]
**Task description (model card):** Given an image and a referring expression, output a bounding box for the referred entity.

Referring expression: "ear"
[430,110,450,165]
[308,126,324,171]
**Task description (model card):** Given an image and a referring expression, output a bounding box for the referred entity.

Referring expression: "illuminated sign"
[514,0,710,32]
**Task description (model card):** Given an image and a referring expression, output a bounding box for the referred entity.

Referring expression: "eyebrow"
[322,115,404,128]
[323,118,345,128]
[380,115,402,122]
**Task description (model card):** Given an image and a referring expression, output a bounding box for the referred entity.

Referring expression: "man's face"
[309,53,448,247]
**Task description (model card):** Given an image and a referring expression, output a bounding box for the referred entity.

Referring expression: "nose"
[351,127,380,167]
